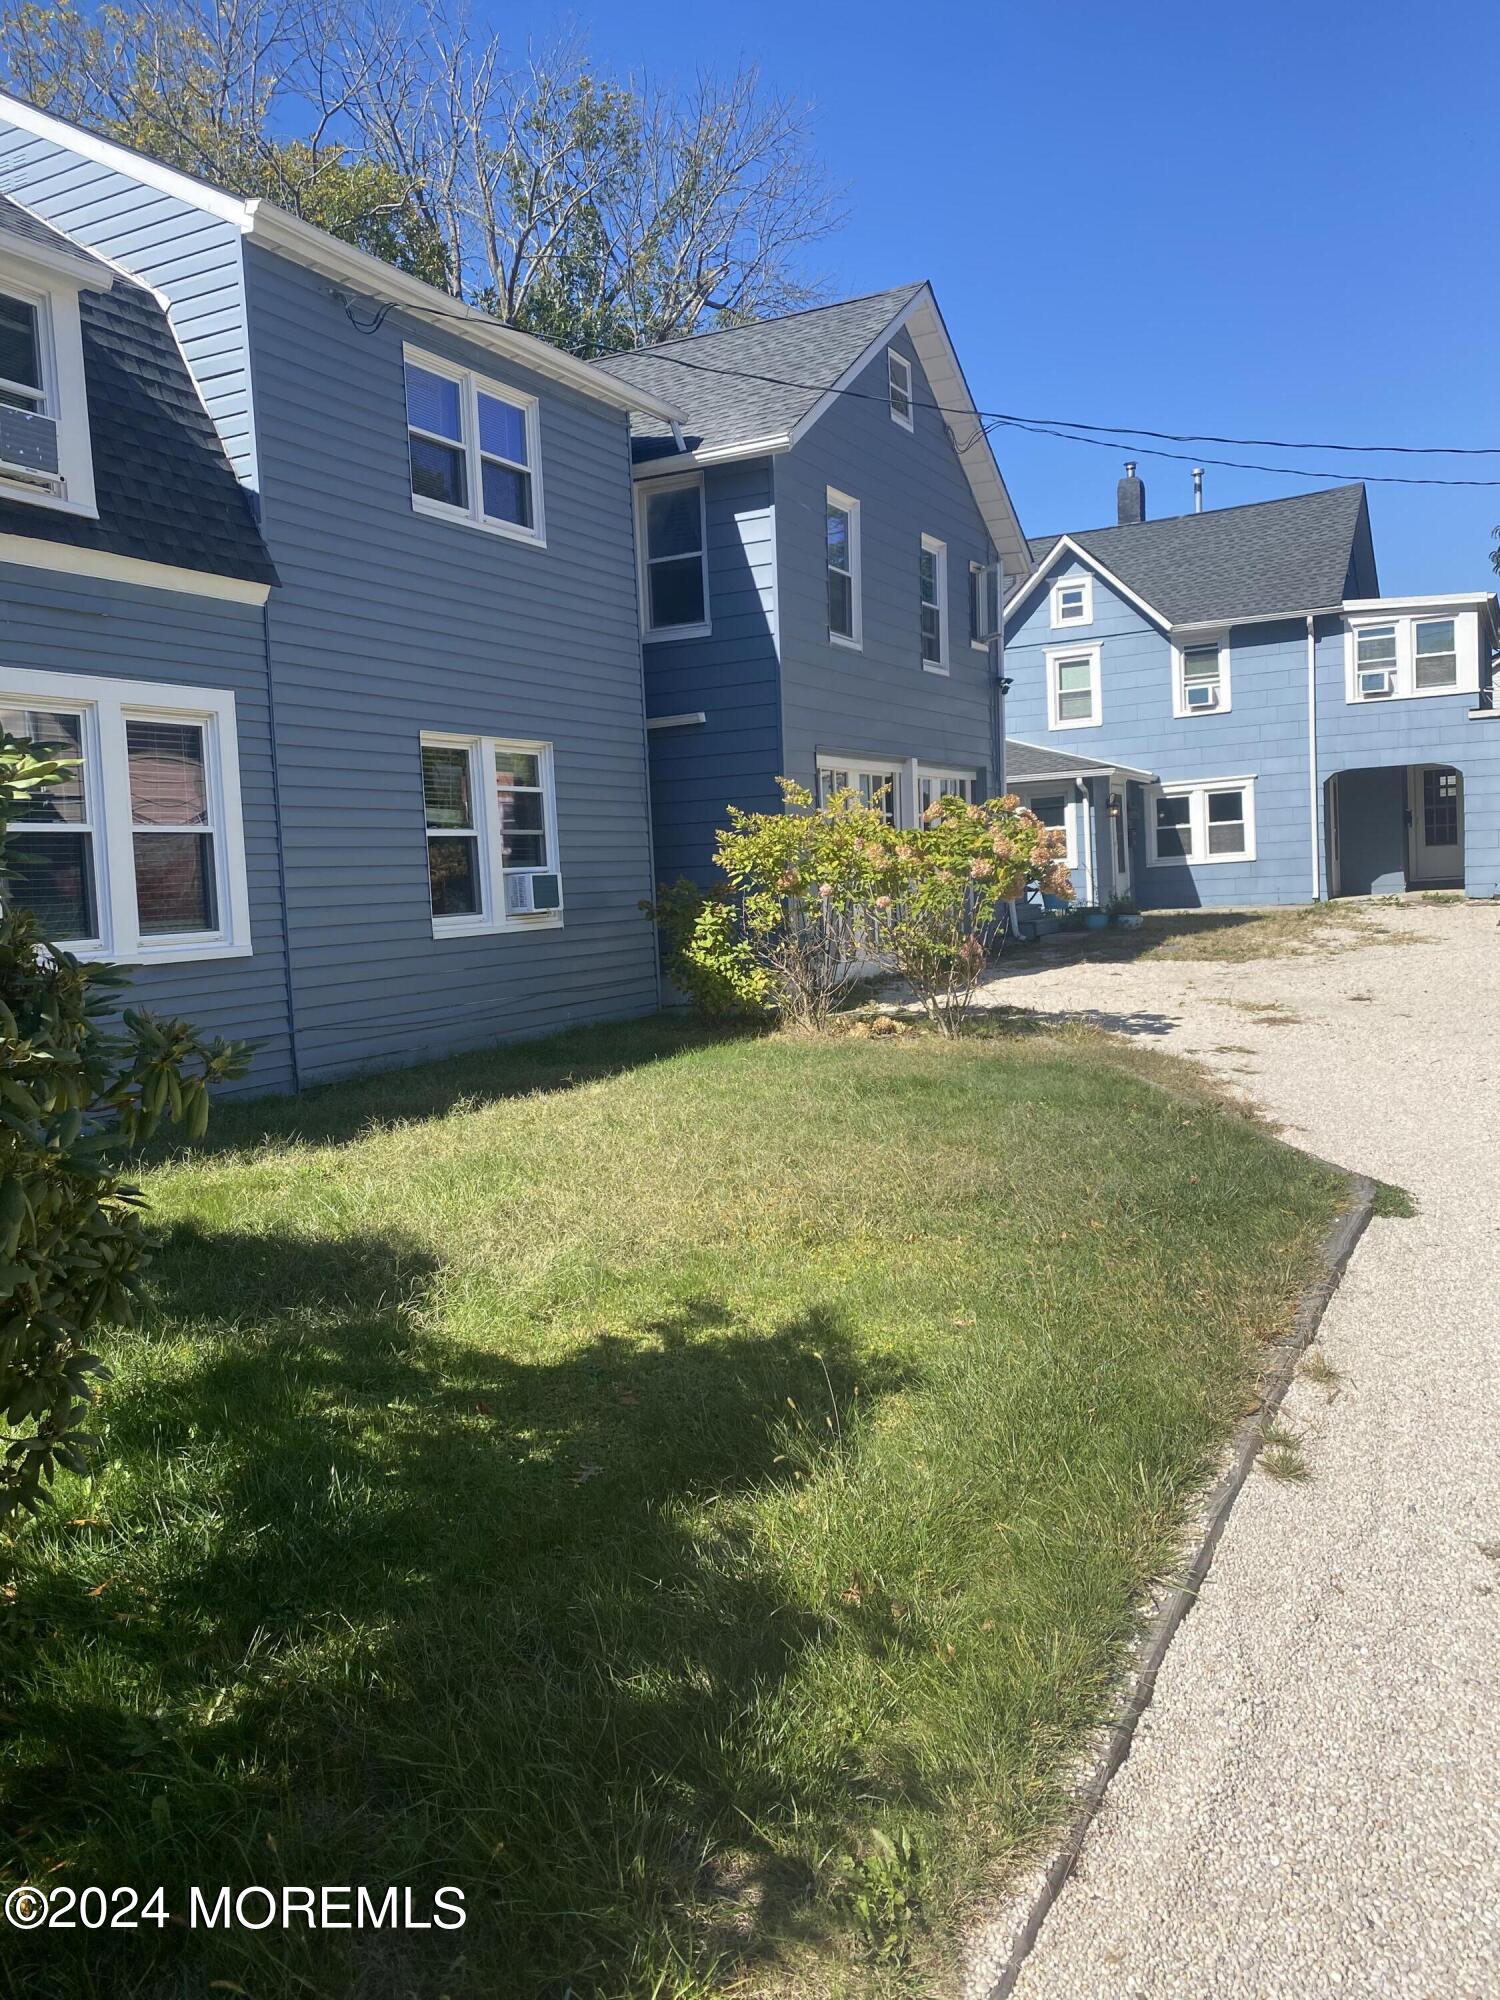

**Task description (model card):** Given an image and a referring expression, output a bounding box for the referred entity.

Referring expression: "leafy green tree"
[0,730,248,1522]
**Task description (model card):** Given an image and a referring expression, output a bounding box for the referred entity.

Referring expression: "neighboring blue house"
[594,284,1028,879]
[1003,470,1500,907]
[0,89,681,1090]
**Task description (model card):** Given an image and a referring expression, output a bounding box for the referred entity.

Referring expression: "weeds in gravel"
[1258,1422,1312,1483]
[1296,1350,1343,1403]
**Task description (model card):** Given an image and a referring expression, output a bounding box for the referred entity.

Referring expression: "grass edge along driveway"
[0,1016,1346,2000]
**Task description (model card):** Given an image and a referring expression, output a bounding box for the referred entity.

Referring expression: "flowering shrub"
[868,792,1070,1032]
[0,730,249,1523]
[671,780,1071,1034]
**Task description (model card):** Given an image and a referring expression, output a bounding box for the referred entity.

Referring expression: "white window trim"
[1171,630,1232,718]
[917,765,978,816]
[969,562,990,651]
[0,666,250,963]
[1012,785,1080,872]
[816,754,908,825]
[404,343,545,547]
[888,348,914,430]
[636,472,711,641]
[1344,609,1479,704]
[1146,776,1257,868]
[1049,574,1093,630]
[0,264,97,518]
[421,731,563,939]
[920,533,949,673]
[1045,642,1102,730]
[826,486,862,650]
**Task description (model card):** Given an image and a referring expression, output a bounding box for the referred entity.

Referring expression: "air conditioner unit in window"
[1358,667,1396,698]
[1185,681,1219,710]
[505,870,562,916]
[0,406,62,493]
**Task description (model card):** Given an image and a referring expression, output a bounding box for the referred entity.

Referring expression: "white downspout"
[1307,613,1322,900]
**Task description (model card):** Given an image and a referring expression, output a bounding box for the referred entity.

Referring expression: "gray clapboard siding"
[642,457,782,885]
[775,328,997,788]
[0,123,258,491]
[0,562,293,1090]
[243,242,658,1084]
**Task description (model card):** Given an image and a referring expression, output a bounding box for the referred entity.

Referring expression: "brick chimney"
[1117,461,1146,526]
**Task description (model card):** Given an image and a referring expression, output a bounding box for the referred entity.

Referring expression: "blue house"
[1002,470,1500,908]
[0,90,681,1090]
[594,284,1028,877]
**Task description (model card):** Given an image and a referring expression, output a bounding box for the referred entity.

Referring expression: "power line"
[611,347,1500,485]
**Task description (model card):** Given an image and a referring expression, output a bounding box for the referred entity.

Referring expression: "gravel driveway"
[966,899,1500,2000]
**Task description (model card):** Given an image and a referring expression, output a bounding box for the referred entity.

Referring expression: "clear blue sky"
[543,0,1496,593]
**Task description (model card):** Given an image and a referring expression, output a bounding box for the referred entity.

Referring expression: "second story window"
[0,291,45,415]
[1047,644,1102,728]
[404,347,543,545]
[1174,636,1230,715]
[920,535,947,670]
[888,348,914,430]
[1413,618,1457,689]
[638,475,710,638]
[826,489,861,647]
[1347,609,1474,702]
[0,266,97,516]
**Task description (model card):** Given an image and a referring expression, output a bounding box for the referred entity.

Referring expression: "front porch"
[1005,738,1155,919]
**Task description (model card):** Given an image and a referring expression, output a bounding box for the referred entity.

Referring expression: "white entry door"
[1409,765,1464,885]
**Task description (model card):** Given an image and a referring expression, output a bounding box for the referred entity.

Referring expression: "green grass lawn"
[0,1016,1347,1999]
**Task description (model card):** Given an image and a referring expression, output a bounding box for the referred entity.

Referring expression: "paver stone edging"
[981,1166,1378,2000]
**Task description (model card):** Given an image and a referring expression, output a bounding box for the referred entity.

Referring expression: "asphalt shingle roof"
[1004,739,1156,783]
[1024,484,1372,625]
[0,189,97,265]
[593,286,925,459]
[0,257,276,586]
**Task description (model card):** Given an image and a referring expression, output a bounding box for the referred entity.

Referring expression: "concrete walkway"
[969,901,1500,2000]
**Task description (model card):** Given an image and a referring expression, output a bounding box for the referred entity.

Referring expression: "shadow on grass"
[3,1216,913,1998]
[139,1011,755,1165]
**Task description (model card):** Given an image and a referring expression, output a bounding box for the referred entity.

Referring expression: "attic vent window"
[888,349,913,430]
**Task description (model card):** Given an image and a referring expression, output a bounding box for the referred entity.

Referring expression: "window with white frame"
[404,347,542,543]
[917,768,976,817]
[826,489,861,646]
[421,732,562,934]
[920,535,947,669]
[816,758,902,824]
[0,269,96,515]
[1050,575,1093,628]
[638,475,709,637]
[1148,779,1255,866]
[888,348,914,429]
[0,672,249,960]
[1019,789,1076,868]
[1046,644,1101,728]
[969,562,995,649]
[1173,635,1230,715]
[1347,610,1475,702]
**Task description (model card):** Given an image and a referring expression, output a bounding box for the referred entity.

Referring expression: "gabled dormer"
[0,190,108,516]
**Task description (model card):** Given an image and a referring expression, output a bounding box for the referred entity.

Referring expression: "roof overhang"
[1005,533,1172,632]
[1005,738,1157,785]
[0,89,683,425]
[619,284,1031,578]
[0,204,113,289]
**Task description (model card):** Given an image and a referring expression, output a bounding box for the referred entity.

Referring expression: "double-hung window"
[1348,611,1472,701]
[421,732,562,934]
[1413,618,1458,690]
[1174,635,1230,715]
[0,266,96,514]
[0,672,249,960]
[826,489,861,647]
[888,348,913,429]
[920,535,948,670]
[1046,644,1101,728]
[1354,624,1398,699]
[639,475,709,637]
[404,347,542,543]
[1148,779,1256,866]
